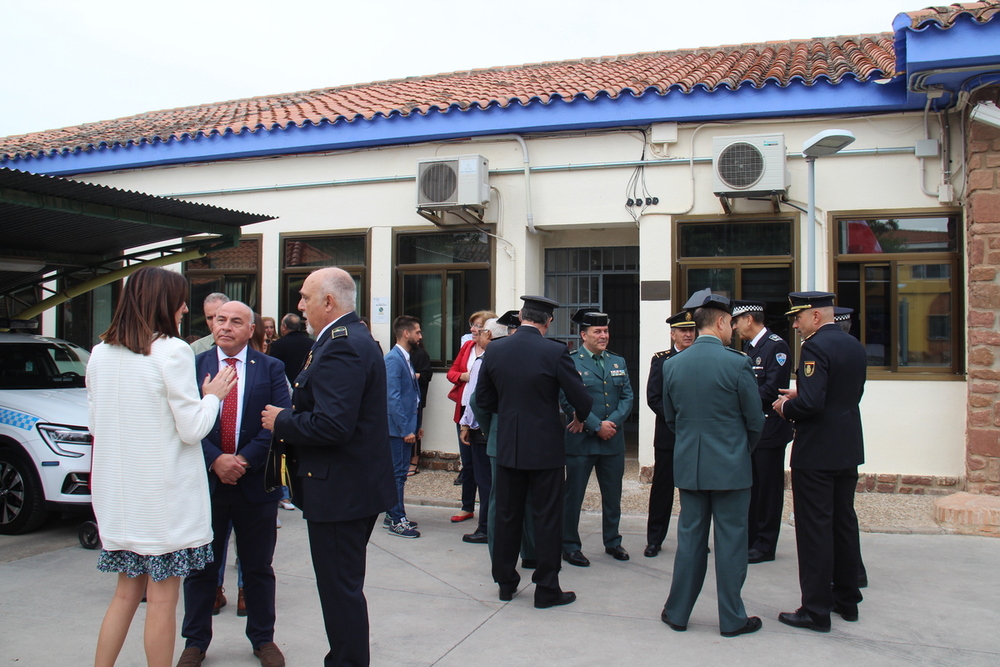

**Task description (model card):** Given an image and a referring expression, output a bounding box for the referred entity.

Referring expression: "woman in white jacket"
[87,267,235,667]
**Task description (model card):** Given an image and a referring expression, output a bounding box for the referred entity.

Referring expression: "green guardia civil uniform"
[561,346,633,553]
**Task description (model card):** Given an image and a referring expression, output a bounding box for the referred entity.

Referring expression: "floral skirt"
[97,544,213,582]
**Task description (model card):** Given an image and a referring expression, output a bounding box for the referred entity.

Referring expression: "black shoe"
[534,591,576,609]
[747,548,775,564]
[520,559,537,569]
[462,531,488,544]
[453,475,463,486]
[660,610,686,632]
[643,544,661,558]
[498,584,517,602]
[605,545,630,561]
[833,603,859,622]
[562,550,590,567]
[721,616,762,637]
[778,609,831,633]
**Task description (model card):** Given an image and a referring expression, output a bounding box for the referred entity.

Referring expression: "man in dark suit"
[476,295,592,609]
[262,267,396,666]
[179,301,291,667]
[267,313,314,382]
[660,293,764,638]
[774,291,867,632]
[561,308,633,566]
[644,310,696,558]
[732,301,794,564]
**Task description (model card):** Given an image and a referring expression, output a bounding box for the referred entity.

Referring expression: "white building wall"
[67,111,966,478]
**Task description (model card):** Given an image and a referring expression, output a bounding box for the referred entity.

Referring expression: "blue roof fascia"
[895,13,1000,95]
[4,78,916,177]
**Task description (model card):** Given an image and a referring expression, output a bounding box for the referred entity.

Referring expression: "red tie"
[221,358,239,454]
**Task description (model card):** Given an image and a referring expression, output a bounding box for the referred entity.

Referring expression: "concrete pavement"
[2,506,999,666]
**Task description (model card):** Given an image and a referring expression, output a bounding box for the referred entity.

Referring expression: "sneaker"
[387,519,420,538]
[276,516,282,529]
[279,499,297,511]
[383,516,418,529]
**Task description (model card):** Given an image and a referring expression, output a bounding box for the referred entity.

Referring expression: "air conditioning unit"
[712,134,789,197]
[416,155,490,209]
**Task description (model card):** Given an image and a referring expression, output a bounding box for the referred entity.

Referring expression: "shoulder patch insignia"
[331,326,348,339]
[776,352,787,366]
[769,333,783,342]
[803,360,815,377]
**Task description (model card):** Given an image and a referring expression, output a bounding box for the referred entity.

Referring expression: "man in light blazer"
[660,293,764,638]
[179,301,291,667]
[384,315,423,538]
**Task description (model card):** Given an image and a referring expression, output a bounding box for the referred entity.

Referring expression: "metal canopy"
[0,167,274,318]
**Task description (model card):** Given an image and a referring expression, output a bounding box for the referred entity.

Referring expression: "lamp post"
[802,129,856,290]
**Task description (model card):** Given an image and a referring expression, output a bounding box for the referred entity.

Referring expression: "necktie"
[221,357,239,454]
[594,353,604,374]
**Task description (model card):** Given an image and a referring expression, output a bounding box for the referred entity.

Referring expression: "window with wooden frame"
[833,213,962,374]
[183,237,261,338]
[396,231,491,366]
[280,234,367,321]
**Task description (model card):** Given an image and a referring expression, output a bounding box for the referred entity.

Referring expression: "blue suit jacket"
[384,345,420,438]
[195,347,291,503]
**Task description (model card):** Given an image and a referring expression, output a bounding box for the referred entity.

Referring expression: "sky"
[1,0,917,138]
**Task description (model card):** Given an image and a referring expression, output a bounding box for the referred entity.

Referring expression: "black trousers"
[182,484,278,651]
[791,467,863,621]
[469,438,492,535]
[492,465,564,603]
[307,514,378,667]
[645,446,675,547]
[748,446,786,555]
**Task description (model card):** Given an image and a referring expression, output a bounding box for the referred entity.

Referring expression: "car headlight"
[37,424,93,458]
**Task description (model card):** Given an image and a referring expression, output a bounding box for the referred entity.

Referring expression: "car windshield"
[0,342,89,389]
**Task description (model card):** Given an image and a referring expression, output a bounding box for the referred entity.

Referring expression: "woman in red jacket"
[446,310,496,522]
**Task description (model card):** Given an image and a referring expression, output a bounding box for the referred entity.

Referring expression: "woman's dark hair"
[101,267,188,355]
[250,312,266,352]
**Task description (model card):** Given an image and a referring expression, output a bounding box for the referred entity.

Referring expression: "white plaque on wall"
[372,297,390,324]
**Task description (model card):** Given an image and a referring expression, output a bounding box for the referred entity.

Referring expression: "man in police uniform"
[773,291,866,632]
[660,293,764,638]
[643,310,696,558]
[732,300,793,564]
[476,295,592,609]
[561,308,634,566]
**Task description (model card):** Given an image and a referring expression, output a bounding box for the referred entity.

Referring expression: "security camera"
[971,101,1000,130]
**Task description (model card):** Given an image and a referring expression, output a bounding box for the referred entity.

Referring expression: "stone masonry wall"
[967,86,1000,495]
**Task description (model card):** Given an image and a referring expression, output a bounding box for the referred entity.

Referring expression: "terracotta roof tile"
[902,1,1000,30]
[0,29,927,160]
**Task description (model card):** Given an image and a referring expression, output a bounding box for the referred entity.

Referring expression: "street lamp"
[802,129,855,290]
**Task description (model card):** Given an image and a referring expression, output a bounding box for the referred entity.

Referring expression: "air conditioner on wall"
[712,134,789,198]
[416,155,490,209]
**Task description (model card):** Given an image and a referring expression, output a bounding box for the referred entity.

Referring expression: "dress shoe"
[462,531,488,544]
[747,548,775,564]
[643,544,661,558]
[237,587,247,617]
[212,586,226,615]
[534,591,576,609]
[605,545,630,561]
[498,584,518,601]
[450,512,474,523]
[721,616,762,637]
[520,558,537,569]
[660,611,686,632]
[253,641,285,667]
[778,609,831,633]
[833,603,859,622]
[176,646,206,667]
[562,550,590,567]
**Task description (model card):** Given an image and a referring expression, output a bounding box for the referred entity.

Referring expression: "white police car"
[0,333,91,534]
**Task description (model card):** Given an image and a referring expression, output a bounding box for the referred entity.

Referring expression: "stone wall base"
[418,450,461,472]
[935,492,1000,536]
[638,466,965,495]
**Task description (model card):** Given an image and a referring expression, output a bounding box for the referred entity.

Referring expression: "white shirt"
[750,327,768,349]
[216,344,248,439]
[460,356,484,428]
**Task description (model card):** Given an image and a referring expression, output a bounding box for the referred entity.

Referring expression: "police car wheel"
[0,448,49,535]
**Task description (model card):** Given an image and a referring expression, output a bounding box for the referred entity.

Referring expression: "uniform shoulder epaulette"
[725,347,748,356]
[331,326,349,339]
[654,349,671,359]
[769,333,783,342]
[605,349,622,358]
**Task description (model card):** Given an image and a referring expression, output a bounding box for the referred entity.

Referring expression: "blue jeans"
[387,436,410,522]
